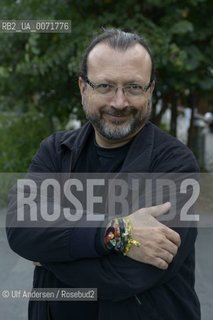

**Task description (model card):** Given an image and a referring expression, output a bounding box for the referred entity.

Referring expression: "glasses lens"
[88,78,150,98]
[96,84,114,95]
[126,85,145,96]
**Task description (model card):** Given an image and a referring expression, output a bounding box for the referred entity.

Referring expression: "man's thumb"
[148,202,171,218]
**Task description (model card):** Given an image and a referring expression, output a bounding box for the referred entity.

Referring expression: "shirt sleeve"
[6,133,108,262]
[42,226,197,301]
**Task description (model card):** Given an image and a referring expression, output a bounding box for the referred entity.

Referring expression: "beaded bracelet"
[104,217,141,255]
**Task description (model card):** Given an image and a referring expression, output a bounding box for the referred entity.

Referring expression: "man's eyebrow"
[95,78,117,84]
[93,78,146,84]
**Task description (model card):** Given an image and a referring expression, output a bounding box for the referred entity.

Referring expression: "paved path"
[205,129,213,172]
[1,209,213,319]
[0,210,33,320]
[195,228,213,319]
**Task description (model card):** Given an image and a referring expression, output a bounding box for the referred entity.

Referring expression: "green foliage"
[0,173,24,208]
[0,111,51,171]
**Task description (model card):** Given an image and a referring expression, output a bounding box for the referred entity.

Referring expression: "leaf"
[185,45,204,70]
[171,20,194,34]
[199,78,213,90]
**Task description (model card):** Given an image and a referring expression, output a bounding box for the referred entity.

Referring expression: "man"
[6,28,200,319]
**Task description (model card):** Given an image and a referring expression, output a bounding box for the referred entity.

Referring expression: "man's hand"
[126,202,181,270]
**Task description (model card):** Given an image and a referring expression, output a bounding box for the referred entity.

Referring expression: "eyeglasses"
[84,76,152,98]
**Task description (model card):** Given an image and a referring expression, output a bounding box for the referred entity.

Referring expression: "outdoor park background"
[0,0,212,172]
[0,0,212,319]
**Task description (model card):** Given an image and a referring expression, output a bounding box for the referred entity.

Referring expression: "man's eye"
[97,84,112,89]
[96,84,113,94]
[128,84,142,90]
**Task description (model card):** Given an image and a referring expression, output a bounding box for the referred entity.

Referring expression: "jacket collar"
[60,121,154,173]
[61,122,93,151]
[121,122,154,172]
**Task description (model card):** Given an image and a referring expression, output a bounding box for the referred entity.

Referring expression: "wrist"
[104,217,140,255]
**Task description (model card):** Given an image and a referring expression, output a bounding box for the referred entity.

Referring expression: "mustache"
[101,106,137,117]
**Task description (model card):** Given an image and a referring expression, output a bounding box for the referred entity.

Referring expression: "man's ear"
[150,80,155,94]
[78,77,87,105]
[78,77,87,95]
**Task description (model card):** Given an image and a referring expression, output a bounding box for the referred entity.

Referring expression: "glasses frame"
[83,76,153,97]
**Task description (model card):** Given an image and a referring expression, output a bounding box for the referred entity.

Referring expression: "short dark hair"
[79,28,155,83]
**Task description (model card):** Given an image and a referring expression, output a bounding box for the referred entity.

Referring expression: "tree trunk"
[151,96,168,126]
[170,92,178,137]
[187,93,196,147]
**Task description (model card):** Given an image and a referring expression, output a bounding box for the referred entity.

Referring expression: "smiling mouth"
[103,113,130,121]
[108,113,125,117]
[104,111,132,117]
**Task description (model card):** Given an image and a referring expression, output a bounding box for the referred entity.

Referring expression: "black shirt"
[51,134,132,320]
[74,134,132,173]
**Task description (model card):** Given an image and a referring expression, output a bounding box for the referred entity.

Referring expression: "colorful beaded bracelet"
[104,217,141,255]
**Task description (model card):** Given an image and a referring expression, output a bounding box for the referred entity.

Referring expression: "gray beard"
[83,100,152,141]
[87,115,143,140]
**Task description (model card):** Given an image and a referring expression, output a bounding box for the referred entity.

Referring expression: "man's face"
[79,43,154,146]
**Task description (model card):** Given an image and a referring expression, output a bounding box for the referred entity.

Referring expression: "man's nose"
[109,87,129,108]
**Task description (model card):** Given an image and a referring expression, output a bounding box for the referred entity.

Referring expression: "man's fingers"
[144,202,171,218]
[163,228,181,247]
[162,240,179,256]
[128,203,182,267]
[149,250,175,269]
[149,257,169,270]
[140,202,181,247]
[157,250,174,264]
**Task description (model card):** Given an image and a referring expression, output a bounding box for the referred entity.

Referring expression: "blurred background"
[0,0,212,172]
[0,0,212,319]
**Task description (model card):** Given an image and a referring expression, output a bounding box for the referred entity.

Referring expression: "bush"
[0,111,51,172]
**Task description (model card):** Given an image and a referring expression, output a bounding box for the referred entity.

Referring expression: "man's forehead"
[87,42,151,66]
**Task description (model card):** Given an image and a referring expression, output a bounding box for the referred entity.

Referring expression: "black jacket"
[6,121,201,319]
